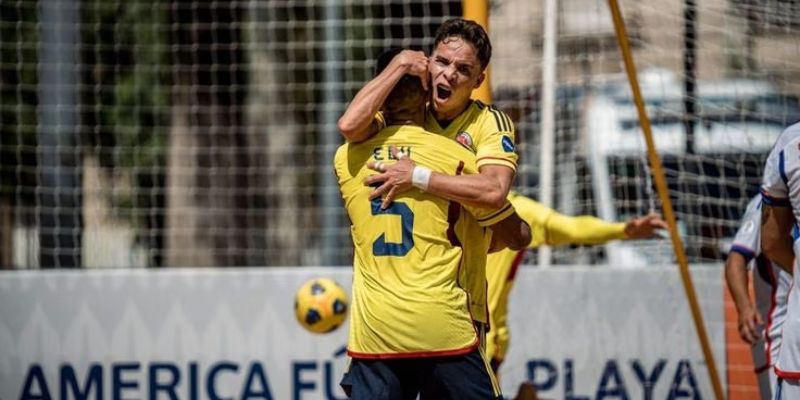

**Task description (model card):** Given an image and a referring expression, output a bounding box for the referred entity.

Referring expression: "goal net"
[1,0,798,273]
[494,0,800,268]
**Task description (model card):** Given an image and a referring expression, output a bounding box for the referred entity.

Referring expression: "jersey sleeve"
[475,106,518,172]
[508,192,626,248]
[374,111,387,132]
[333,144,350,185]
[729,196,762,262]
[463,200,517,227]
[781,136,800,213]
[761,145,791,207]
[451,155,515,227]
[541,214,627,248]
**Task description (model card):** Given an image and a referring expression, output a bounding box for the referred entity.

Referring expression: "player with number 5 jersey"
[334,124,520,357]
[335,49,529,400]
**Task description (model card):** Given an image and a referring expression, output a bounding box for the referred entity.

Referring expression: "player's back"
[335,124,482,358]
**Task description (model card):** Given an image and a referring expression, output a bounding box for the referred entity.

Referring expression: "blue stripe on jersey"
[779,150,789,187]
[730,244,756,262]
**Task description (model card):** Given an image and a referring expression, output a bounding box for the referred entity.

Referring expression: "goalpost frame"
[606,1,725,399]
[462,0,492,104]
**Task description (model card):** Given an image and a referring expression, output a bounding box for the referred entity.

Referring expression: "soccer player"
[340,18,517,212]
[335,49,530,399]
[350,18,517,334]
[760,121,800,399]
[725,194,790,400]
[485,192,668,372]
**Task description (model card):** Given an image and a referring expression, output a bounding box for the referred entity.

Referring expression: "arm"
[488,212,532,252]
[365,147,514,209]
[337,50,428,143]
[724,251,762,344]
[533,211,666,247]
[426,165,514,210]
[761,203,794,274]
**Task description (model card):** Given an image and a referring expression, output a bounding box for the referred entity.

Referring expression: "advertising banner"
[0,266,723,399]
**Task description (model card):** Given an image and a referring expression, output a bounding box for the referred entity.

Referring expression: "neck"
[385,103,426,127]
[433,99,472,122]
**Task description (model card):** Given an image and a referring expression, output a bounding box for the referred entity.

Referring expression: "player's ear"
[474,72,485,89]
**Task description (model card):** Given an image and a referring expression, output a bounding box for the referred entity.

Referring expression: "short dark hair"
[375,48,404,76]
[433,18,492,70]
[374,49,425,114]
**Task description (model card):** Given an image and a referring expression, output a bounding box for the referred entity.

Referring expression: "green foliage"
[83,0,169,173]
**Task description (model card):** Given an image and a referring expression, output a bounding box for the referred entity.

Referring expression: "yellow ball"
[294,278,349,334]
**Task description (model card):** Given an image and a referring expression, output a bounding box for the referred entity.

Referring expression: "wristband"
[411,166,432,191]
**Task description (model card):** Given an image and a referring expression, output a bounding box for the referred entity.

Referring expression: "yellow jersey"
[335,124,515,358]
[372,100,518,324]
[376,100,518,172]
[485,192,627,362]
[424,100,518,172]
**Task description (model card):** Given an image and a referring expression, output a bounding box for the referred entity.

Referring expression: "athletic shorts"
[340,348,502,400]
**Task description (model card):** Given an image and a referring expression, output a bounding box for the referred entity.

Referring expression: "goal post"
[606,0,724,398]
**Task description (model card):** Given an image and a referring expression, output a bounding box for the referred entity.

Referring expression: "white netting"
[493,0,800,267]
[1,0,799,270]
[1,0,461,267]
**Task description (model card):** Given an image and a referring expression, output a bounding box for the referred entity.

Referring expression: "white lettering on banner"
[0,266,724,400]
[525,358,701,400]
[20,362,277,400]
[19,351,350,400]
[500,266,722,398]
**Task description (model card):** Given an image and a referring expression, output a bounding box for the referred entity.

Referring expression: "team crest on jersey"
[501,135,515,152]
[456,131,475,151]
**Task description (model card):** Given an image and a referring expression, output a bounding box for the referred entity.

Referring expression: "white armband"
[411,166,432,191]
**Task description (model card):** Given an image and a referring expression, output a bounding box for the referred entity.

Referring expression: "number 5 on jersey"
[370,198,414,256]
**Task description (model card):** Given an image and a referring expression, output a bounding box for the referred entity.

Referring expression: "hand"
[623,212,669,239]
[393,50,429,91]
[364,146,416,209]
[737,305,763,345]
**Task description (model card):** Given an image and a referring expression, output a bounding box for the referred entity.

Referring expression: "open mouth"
[436,84,452,100]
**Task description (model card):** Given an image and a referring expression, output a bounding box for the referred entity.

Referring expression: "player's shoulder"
[334,142,349,161]
[333,142,362,185]
[473,100,514,133]
[375,125,476,170]
[772,122,800,153]
[782,121,800,137]
[333,143,349,171]
[767,122,800,177]
[384,125,471,153]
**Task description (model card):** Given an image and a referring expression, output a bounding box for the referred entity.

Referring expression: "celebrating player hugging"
[334,45,530,399]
